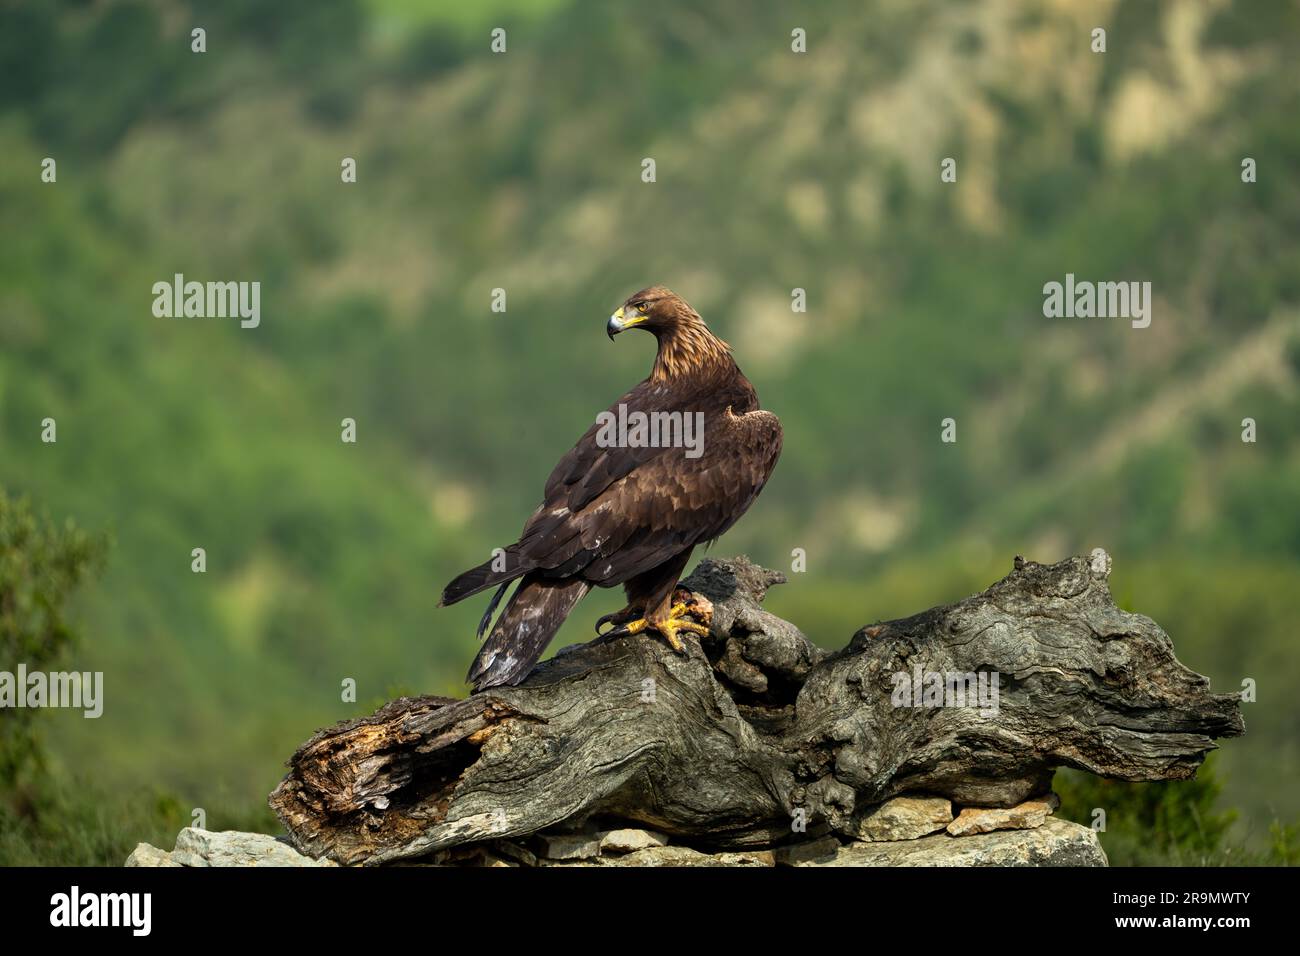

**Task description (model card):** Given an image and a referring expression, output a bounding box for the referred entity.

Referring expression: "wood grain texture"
[269,551,1243,865]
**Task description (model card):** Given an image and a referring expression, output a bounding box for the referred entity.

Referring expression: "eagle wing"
[517,403,782,586]
[541,381,696,510]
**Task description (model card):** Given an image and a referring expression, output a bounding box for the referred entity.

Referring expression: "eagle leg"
[600,592,713,653]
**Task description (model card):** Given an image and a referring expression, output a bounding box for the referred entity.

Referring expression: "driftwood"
[269,550,1244,865]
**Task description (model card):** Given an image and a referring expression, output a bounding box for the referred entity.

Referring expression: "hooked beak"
[607,306,647,340]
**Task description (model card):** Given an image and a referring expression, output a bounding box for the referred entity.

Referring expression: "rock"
[175,827,337,867]
[124,843,181,867]
[600,845,774,867]
[535,833,601,861]
[127,828,335,867]
[122,817,1102,867]
[597,828,670,853]
[714,849,775,867]
[793,818,1106,867]
[847,795,953,841]
[773,835,842,866]
[491,840,538,867]
[430,844,488,866]
[946,793,1060,836]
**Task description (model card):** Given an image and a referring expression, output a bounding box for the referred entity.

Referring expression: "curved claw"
[594,605,643,635]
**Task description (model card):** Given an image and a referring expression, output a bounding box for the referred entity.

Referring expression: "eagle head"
[607,286,701,340]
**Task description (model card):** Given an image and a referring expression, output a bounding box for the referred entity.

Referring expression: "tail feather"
[477,581,510,640]
[467,574,590,690]
[440,552,526,606]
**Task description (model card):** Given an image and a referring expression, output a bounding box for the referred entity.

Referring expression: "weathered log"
[269,550,1244,865]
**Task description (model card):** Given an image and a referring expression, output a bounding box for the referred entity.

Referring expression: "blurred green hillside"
[1,0,1298,856]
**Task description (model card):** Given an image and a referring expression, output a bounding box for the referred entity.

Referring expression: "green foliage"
[0,772,280,867]
[1055,757,1238,866]
[0,488,279,865]
[0,778,184,867]
[1057,755,1299,866]
[1268,821,1300,866]
[0,492,107,790]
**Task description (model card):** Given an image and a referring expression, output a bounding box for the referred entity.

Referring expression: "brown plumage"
[441,286,782,690]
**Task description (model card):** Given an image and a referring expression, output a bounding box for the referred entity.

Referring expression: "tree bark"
[269,550,1244,865]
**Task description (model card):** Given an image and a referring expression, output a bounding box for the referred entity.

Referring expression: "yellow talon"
[657,614,709,652]
[604,600,710,653]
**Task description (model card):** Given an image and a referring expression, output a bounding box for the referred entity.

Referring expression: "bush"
[1055,756,1246,865]
[0,491,108,791]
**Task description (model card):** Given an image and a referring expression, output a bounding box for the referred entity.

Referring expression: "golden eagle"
[441,286,782,690]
